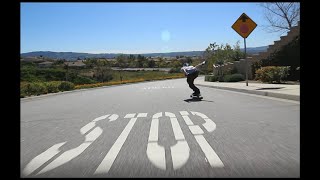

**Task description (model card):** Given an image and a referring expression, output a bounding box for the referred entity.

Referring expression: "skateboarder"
[181,61,206,98]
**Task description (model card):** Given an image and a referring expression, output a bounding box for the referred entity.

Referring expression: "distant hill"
[241,46,268,55]
[21,46,268,60]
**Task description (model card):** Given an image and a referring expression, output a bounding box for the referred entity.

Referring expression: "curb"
[196,84,300,101]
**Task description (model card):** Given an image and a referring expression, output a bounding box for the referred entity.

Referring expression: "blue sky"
[21,2,291,54]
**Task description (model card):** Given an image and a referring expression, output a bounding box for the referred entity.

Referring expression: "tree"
[232,41,245,61]
[95,60,112,82]
[260,2,300,34]
[116,55,128,81]
[148,60,156,68]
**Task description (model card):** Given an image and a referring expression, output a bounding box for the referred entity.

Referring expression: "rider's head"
[183,63,189,67]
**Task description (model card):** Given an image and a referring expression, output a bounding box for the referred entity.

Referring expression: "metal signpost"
[232,13,257,86]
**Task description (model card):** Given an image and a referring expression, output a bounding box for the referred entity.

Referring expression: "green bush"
[58,81,75,91]
[169,68,181,73]
[21,82,48,96]
[255,66,290,83]
[223,73,245,82]
[71,76,97,85]
[36,68,66,81]
[205,75,218,82]
[45,81,61,93]
[21,81,76,97]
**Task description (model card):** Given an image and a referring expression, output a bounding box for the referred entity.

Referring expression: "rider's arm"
[181,67,188,76]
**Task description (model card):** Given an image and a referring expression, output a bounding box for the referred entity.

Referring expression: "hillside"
[21,46,267,60]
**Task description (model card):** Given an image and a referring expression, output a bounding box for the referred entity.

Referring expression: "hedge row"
[75,74,184,90]
[205,74,244,82]
[255,66,290,83]
[21,75,185,98]
[21,81,75,98]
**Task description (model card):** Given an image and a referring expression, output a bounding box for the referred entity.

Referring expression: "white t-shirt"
[181,66,198,75]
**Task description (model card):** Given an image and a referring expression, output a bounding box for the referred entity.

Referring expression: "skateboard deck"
[190,95,203,100]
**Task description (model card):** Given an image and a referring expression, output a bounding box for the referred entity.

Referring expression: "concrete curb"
[196,84,300,101]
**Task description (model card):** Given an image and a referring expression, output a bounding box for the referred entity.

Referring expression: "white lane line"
[94,117,138,174]
[37,127,103,175]
[22,142,66,176]
[194,135,224,168]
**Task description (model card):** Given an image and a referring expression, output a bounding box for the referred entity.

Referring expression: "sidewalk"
[195,76,300,101]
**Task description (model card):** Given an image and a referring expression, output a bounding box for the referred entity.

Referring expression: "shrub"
[58,81,75,91]
[72,76,97,85]
[255,66,290,83]
[169,68,181,73]
[223,73,245,82]
[205,75,218,82]
[45,81,61,93]
[22,82,48,96]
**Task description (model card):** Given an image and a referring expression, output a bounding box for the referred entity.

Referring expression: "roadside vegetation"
[21,33,299,98]
[21,54,195,98]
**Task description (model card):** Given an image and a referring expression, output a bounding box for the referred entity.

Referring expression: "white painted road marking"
[23,114,118,176]
[93,114,110,122]
[180,111,224,168]
[22,142,67,176]
[189,125,204,135]
[80,122,96,135]
[94,113,147,174]
[194,135,224,167]
[147,113,166,170]
[148,116,160,142]
[37,127,103,175]
[23,111,224,176]
[143,86,174,90]
[191,111,216,133]
[108,114,119,122]
[147,112,189,170]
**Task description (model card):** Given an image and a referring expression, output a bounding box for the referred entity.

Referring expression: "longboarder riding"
[181,61,206,100]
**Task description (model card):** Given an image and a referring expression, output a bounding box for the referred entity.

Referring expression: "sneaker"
[193,93,201,97]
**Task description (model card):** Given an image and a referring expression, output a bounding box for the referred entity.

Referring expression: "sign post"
[232,13,257,86]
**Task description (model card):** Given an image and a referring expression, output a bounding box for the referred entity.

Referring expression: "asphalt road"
[21,78,300,178]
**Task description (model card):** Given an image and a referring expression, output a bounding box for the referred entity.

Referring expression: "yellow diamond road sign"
[232,13,257,38]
